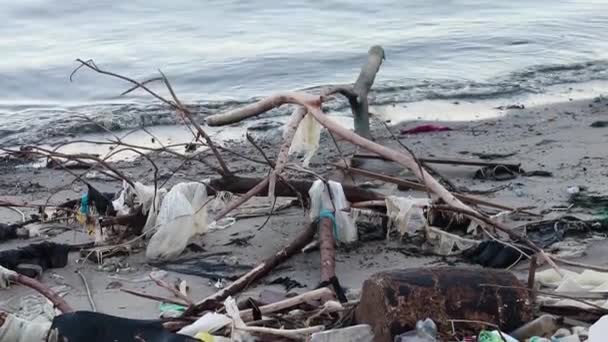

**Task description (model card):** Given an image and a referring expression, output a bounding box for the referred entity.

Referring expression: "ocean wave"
[1,59,608,146]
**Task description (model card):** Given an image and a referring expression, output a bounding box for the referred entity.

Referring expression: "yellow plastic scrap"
[194,331,230,342]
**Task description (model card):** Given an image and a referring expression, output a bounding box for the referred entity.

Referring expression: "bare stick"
[158,71,231,176]
[185,223,316,315]
[355,153,522,169]
[76,270,97,312]
[120,288,188,306]
[432,205,562,275]
[212,177,270,222]
[150,273,194,306]
[206,92,321,126]
[239,287,334,321]
[335,162,539,216]
[71,59,230,176]
[3,267,74,313]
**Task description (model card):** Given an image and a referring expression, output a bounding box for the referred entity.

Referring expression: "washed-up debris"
[152,255,250,280]
[268,277,306,291]
[5,44,608,342]
[474,164,523,181]
[51,311,198,342]
[311,324,374,342]
[393,318,437,341]
[355,267,532,341]
[590,121,608,128]
[0,242,71,276]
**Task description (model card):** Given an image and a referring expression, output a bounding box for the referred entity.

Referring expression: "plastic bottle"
[509,314,560,341]
[394,318,437,342]
[310,324,374,342]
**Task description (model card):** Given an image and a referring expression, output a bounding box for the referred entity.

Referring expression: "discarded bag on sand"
[146,182,209,261]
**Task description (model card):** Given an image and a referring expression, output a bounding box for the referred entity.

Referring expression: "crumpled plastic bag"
[146,182,209,261]
[0,265,17,288]
[289,113,321,167]
[385,196,430,237]
[308,180,357,243]
[536,268,608,310]
[177,312,231,337]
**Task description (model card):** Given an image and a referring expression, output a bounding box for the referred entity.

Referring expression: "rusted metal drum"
[355,267,532,341]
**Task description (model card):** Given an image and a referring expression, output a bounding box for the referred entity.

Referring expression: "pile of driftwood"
[1,45,608,341]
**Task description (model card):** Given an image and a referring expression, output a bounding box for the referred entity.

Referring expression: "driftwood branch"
[4,269,74,313]
[350,45,385,138]
[185,223,316,315]
[319,217,336,283]
[207,175,384,203]
[206,46,384,138]
[239,287,335,321]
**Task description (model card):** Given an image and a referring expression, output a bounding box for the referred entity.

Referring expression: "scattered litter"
[146,182,210,261]
[425,226,479,256]
[394,318,437,341]
[268,276,306,291]
[309,180,357,243]
[152,255,249,280]
[311,324,374,342]
[289,112,322,166]
[474,164,523,181]
[158,303,186,318]
[177,312,231,337]
[385,196,430,237]
[51,311,198,342]
[590,121,608,128]
[0,242,70,275]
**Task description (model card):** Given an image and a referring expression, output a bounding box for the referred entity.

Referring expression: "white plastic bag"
[146,182,209,260]
[177,312,232,337]
[308,180,357,243]
[289,113,321,167]
[385,196,430,237]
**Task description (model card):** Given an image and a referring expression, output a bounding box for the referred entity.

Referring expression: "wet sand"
[1,96,608,319]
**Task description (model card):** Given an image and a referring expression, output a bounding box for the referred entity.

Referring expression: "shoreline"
[1,94,608,320]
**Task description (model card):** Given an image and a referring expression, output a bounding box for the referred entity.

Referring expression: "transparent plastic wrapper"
[289,113,321,167]
[425,226,479,256]
[308,180,357,243]
[112,181,167,229]
[145,182,209,261]
[385,196,430,237]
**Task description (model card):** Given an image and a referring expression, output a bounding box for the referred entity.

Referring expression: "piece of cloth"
[0,314,51,342]
[0,242,70,274]
[51,311,198,342]
[0,223,18,242]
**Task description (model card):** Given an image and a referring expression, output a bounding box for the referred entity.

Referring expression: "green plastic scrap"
[159,303,186,313]
[477,331,503,342]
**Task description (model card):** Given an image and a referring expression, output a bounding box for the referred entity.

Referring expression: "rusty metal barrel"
[355,267,532,341]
